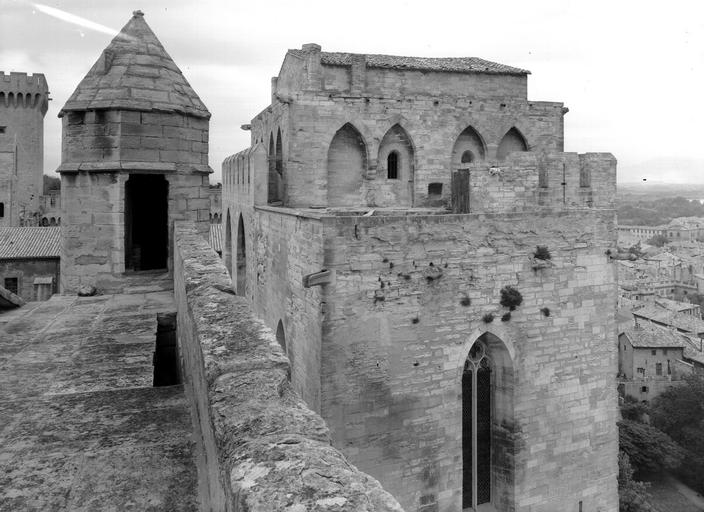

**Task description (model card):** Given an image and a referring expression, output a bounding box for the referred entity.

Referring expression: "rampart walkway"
[0,292,197,511]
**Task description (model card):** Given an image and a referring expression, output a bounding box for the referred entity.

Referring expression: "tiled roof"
[290,49,529,75]
[634,304,704,334]
[654,298,699,313]
[60,11,209,118]
[0,227,60,259]
[209,223,222,254]
[621,324,687,349]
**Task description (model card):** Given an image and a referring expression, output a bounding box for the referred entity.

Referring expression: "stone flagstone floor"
[0,292,197,511]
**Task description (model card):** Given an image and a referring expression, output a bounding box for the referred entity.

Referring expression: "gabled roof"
[0,227,60,259]
[289,49,529,75]
[634,304,704,335]
[621,324,686,349]
[60,11,209,118]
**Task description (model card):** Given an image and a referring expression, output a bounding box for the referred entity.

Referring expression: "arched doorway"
[462,332,515,511]
[236,214,246,295]
[224,211,232,277]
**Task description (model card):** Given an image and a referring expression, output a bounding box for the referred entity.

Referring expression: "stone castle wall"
[173,221,403,511]
[318,208,618,511]
[0,72,49,226]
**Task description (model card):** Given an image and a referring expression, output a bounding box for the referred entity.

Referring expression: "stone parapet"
[173,221,404,512]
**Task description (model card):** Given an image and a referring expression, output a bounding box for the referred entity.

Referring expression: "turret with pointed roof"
[60,10,209,119]
[59,11,211,294]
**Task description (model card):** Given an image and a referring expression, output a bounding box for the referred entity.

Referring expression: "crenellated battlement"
[0,72,49,110]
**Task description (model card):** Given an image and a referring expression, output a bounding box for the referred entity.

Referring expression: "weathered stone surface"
[0,291,197,511]
[174,221,403,511]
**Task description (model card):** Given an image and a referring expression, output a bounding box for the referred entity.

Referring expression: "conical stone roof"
[60,11,209,118]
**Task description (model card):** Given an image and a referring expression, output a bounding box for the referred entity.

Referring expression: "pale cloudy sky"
[1,0,702,183]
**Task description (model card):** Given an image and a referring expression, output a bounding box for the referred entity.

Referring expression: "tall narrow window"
[656,363,662,376]
[387,151,399,179]
[0,202,4,218]
[463,341,492,509]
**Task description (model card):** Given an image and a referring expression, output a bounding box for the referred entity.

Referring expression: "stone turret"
[58,10,212,294]
[0,72,50,226]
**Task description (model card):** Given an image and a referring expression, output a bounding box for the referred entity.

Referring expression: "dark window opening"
[387,151,399,179]
[4,277,18,295]
[461,150,474,164]
[0,126,5,134]
[463,356,491,508]
[651,349,657,355]
[0,202,4,218]
[641,386,649,393]
[428,183,443,196]
[236,215,246,295]
[125,174,168,271]
[153,312,180,386]
[656,363,662,376]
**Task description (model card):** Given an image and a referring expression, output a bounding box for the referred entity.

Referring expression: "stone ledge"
[173,221,404,511]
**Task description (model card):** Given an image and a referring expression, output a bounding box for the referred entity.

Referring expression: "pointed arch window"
[463,340,492,509]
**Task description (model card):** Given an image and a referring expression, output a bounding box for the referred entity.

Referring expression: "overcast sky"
[1,0,703,183]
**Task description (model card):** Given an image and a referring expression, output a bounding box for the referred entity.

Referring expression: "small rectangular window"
[0,126,6,134]
[641,386,649,393]
[637,367,645,375]
[656,363,662,376]
[0,202,4,218]
[4,277,18,295]
[651,349,657,355]
[428,183,443,196]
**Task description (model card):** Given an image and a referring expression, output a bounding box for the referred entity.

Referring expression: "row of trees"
[619,196,704,226]
[619,372,704,511]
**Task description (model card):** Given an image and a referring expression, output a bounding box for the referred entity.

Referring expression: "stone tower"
[58,10,211,294]
[223,45,619,511]
[0,72,49,226]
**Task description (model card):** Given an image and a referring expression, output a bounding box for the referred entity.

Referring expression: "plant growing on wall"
[534,245,551,260]
[482,313,494,323]
[500,286,523,311]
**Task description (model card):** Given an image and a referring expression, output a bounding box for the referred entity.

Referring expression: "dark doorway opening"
[153,312,180,386]
[125,174,168,271]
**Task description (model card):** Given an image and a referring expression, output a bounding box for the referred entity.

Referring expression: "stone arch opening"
[224,210,232,277]
[50,217,56,226]
[462,332,515,511]
[378,123,414,205]
[276,320,286,352]
[268,133,282,204]
[125,174,168,271]
[497,127,528,161]
[236,214,246,295]
[452,126,486,169]
[327,123,367,206]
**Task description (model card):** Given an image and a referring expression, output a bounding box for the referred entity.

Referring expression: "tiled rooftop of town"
[0,292,197,511]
